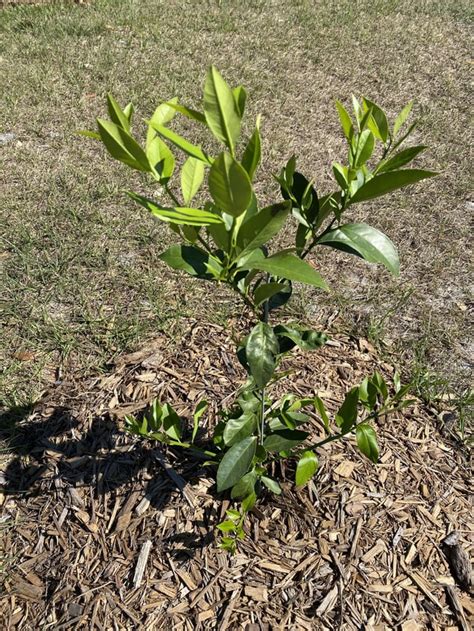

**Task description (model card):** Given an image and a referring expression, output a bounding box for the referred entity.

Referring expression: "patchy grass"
[1,0,472,432]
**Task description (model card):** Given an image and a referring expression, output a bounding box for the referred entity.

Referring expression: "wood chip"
[133,540,152,589]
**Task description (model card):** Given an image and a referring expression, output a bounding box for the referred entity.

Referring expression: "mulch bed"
[0,321,472,629]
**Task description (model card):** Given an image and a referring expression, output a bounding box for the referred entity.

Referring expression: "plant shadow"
[0,402,217,557]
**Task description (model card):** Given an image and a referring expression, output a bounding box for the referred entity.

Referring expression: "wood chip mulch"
[1,321,472,630]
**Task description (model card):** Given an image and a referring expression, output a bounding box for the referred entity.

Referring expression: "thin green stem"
[307,406,399,451]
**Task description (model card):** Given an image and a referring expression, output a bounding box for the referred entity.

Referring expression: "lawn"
[0,0,473,627]
[1,0,472,416]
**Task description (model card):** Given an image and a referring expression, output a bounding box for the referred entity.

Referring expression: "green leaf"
[149,98,179,128]
[376,146,427,174]
[393,100,413,137]
[240,251,328,290]
[107,93,130,132]
[241,116,261,181]
[192,400,208,443]
[204,65,241,154]
[281,171,319,224]
[245,322,279,388]
[314,397,330,431]
[123,102,134,123]
[217,436,257,492]
[350,169,437,204]
[237,201,291,258]
[162,403,182,441]
[274,324,327,352]
[362,97,389,143]
[241,492,257,512]
[209,152,252,217]
[335,100,354,140]
[332,162,349,189]
[223,414,257,446]
[216,520,236,533]
[76,129,101,140]
[181,156,205,204]
[159,244,222,279]
[317,223,400,276]
[253,282,287,308]
[127,192,222,226]
[97,119,151,171]
[263,429,309,453]
[231,470,257,499]
[233,85,247,118]
[356,424,379,463]
[335,387,359,432]
[163,101,206,123]
[146,136,175,182]
[261,476,281,495]
[149,121,212,164]
[295,450,319,486]
[355,130,375,167]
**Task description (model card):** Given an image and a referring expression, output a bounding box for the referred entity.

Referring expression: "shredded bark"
[1,323,472,629]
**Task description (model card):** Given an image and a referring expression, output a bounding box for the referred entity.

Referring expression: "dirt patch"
[1,324,472,629]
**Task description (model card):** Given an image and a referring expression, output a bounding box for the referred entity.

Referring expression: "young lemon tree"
[81,66,435,551]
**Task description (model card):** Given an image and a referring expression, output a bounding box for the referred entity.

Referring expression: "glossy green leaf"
[253,282,287,308]
[356,424,379,463]
[363,97,389,143]
[149,121,212,164]
[164,101,206,123]
[233,85,247,118]
[217,436,257,492]
[317,223,400,276]
[335,386,359,432]
[192,400,208,443]
[97,119,150,171]
[376,146,427,174]
[333,162,349,189]
[355,130,375,167]
[146,136,175,182]
[231,470,257,499]
[204,65,241,154]
[209,152,252,217]
[314,396,330,431]
[223,414,257,446]
[107,93,130,131]
[393,100,413,137]
[245,322,279,388]
[263,429,309,452]
[162,403,182,441]
[281,171,319,224]
[181,156,205,204]
[127,192,222,226]
[237,201,291,258]
[240,251,328,290]
[123,102,134,123]
[261,476,281,495]
[241,116,261,181]
[336,100,354,140]
[274,324,327,353]
[350,169,437,204]
[295,450,319,486]
[159,244,221,278]
[217,520,236,533]
[149,98,179,128]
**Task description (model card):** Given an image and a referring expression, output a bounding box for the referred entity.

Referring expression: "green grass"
[1,0,472,438]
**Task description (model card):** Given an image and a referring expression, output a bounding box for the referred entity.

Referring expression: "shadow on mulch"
[0,404,215,555]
